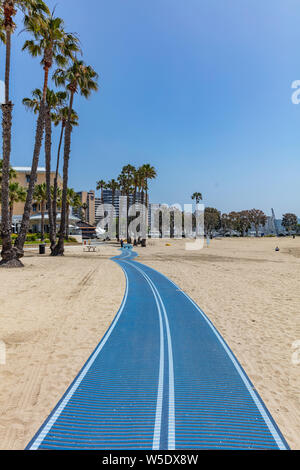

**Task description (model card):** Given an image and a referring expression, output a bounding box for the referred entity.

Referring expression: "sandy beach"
[0,244,125,450]
[0,238,299,449]
[137,237,300,449]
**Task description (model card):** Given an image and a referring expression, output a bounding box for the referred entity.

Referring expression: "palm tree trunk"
[142,186,148,240]
[111,190,115,238]
[14,55,51,258]
[126,192,130,243]
[41,202,45,242]
[9,203,13,227]
[42,66,49,102]
[0,26,23,268]
[4,26,11,103]
[14,103,46,257]
[53,122,64,237]
[45,105,55,251]
[52,93,74,256]
[66,203,70,240]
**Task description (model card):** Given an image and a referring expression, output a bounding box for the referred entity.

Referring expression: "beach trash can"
[141,238,146,247]
[39,244,46,255]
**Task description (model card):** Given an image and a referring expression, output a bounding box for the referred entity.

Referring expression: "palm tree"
[52,60,98,256]
[45,90,68,249]
[51,184,61,208]
[118,165,135,196]
[0,8,6,45]
[14,11,80,259]
[96,179,106,203]
[191,192,203,204]
[107,179,120,208]
[118,165,135,242]
[8,182,26,226]
[132,169,141,205]
[139,164,156,242]
[33,182,47,242]
[106,179,119,238]
[52,106,78,235]
[22,88,68,249]
[65,188,81,239]
[0,0,49,268]
[140,163,156,209]
[134,167,144,205]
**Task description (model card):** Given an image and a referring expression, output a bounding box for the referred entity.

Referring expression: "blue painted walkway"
[27,247,289,450]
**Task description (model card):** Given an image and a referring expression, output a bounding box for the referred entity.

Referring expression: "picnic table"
[83,240,102,252]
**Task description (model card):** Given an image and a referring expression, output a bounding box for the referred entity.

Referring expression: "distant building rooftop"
[13,167,46,172]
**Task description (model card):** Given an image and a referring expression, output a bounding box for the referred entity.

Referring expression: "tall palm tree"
[22,87,68,249]
[0,0,49,268]
[52,106,78,235]
[118,165,135,242]
[96,179,106,203]
[0,160,17,229]
[138,164,156,241]
[52,60,98,256]
[118,165,135,196]
[51,184,62,208]
[191,192,203,204]
[132,169,141,205]
[14,11,80,259]
[33,182,47,242]
[107,179,119,208]
[45,90,68,249]
[140,163,157,210]
[106,179,119,238]
[8,182,26,226]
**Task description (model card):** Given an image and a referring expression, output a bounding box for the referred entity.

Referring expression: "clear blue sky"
[5,0,300,217]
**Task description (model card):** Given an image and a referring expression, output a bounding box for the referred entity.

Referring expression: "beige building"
[73,190,96,226]
[11,166,63,216]
[0,167,65,233]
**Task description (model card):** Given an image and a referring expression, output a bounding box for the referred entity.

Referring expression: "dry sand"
[0,244,124,450]
[0,238,299,449]
[136,237,300,449]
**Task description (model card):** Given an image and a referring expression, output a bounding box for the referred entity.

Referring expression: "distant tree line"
[190,193,299,237]
[203,207,298,237]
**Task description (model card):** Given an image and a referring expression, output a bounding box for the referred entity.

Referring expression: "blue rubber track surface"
[26,247,289,450]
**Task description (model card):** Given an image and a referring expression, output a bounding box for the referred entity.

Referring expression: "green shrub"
[26,233,38,242]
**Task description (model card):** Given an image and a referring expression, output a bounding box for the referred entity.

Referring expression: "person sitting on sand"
[275,246,280,252]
